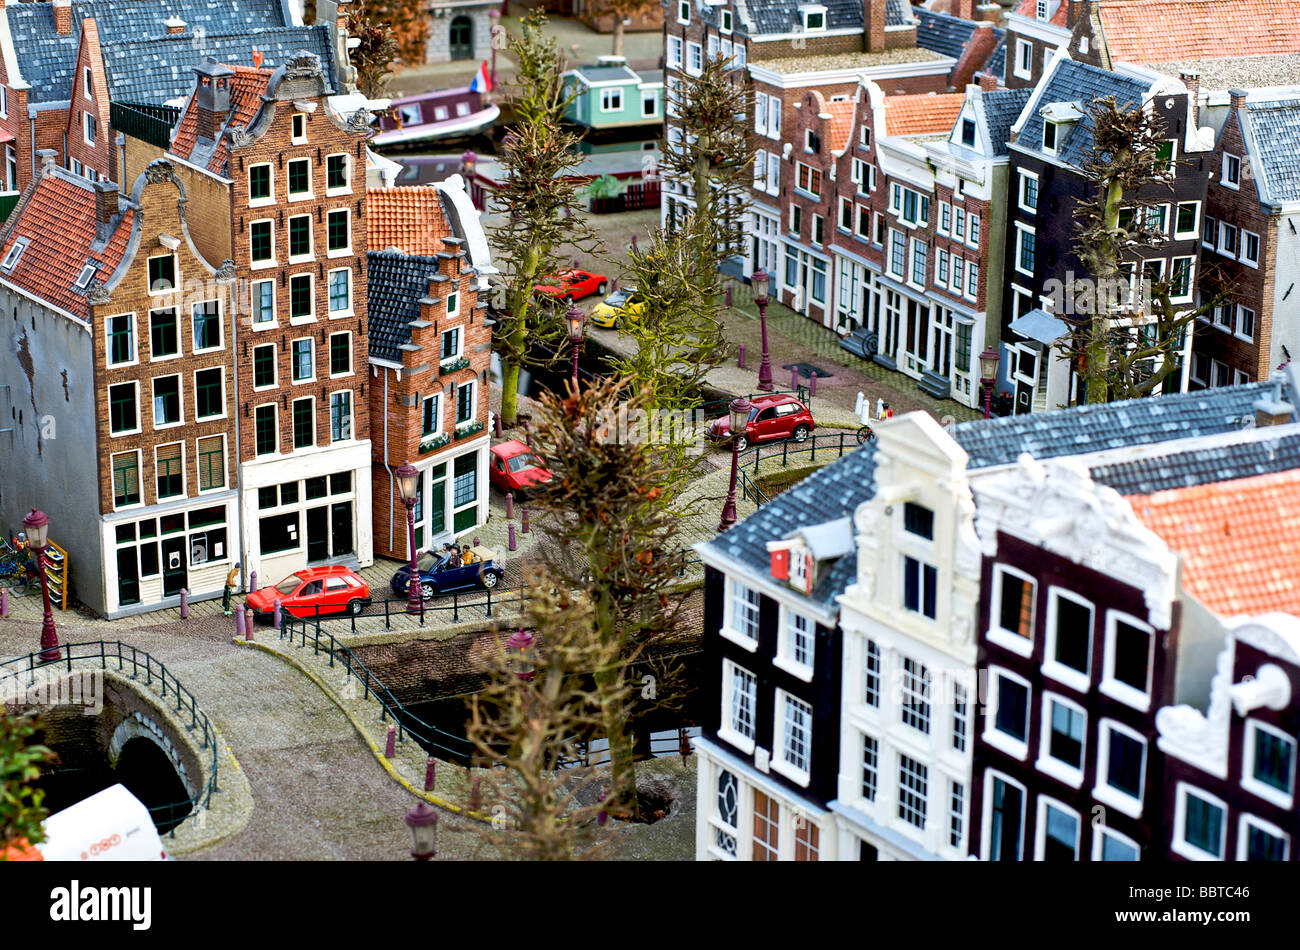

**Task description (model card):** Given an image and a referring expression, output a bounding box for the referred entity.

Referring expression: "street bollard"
[0,588,7,618]
[610,278,617,293]
[726,284,733,307]
[630,233,638,253]
[424,757,436,792]
[235,604,245,637]
[249,570,258,593]
[273,598,282,630]
[385,725,396,759]
[809,369,817,398]
[522,420,530,446]
[737,343,746,369]
[469,774,481,812]
[508,523,517,551]
[493,412,502,437]
[505,491,515,520]
[791,366,799,391]
[573,257,580,270]
[180,588,189,619]
[855,391,864,416]
[473,536,481,548]
[521,508,530,534]
[244,610,254,642]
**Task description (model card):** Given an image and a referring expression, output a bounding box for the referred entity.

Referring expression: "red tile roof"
[825,100,857,152]
[883,93,966,136]
[1098,0,1300,64]
[0,171,133,322]
[366,186,453,256]
[171,66,274,175]
[1014,0,1070,26]
[1127,468,1300,618]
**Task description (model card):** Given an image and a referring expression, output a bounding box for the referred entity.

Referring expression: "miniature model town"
[2,0,1300,866]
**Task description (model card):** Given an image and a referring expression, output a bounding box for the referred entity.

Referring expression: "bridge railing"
[0,640,220,836]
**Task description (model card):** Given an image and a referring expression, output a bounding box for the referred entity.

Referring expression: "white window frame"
[0,85,9,119]
[289,273,315,323]
[252,342,278,392]
[327,267,352,317]
[248,162,275,207]
[1093,826,1140,861]
[988,563,1036,657]
[677,0,690,24]
[1033,796,1081,861]
[1093,718,1147,818]
[721,8,733,32]
[1237,813,1290,861]
[1235,303,1256,343]
[801,4,827,32]
[1242,718,1297,809]
[108,380,142,437]
[325,208,352,258]
[291,337,316,384]
[722,576,761,650]
[1014,39,1033,81]
[286,157,313,201]
[146,253,177,295]
[1223,153,1241,189]
[599,87,623,113]
[192,366,226,421]
[1100,609,1154,711]
[325,152,351,196]
[1173,782,1228,861]
[83,110,96,146]
[1173,200,1199,239]
[686,41,703,76]
[775,606,815,681]
[1241,229,1260,267]
[981,770,1026,861]
[1014,223,1036,277]
[1037,692,1087,788]
[251,278,277,327]
[767,96,781,139]
[287,213,314,264]
[292,112,308,144]
[110,449,143,510]
[249,219,276,269]
[151,373,185,430]
[984,666,1032,760]
[754,91,768,134]
[153,441,187,500]
[328,331,353,379]
[766,151,780,194]
[1043,586,1093,692]
[772,689,813,785]
[105,311,137,368]
[190,299,223,354]
[720,659,757,753]
[329,389,353,443]
[667,35,683,69]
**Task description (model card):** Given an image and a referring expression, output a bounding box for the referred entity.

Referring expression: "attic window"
[721,8,733,32]
[805,129,820,153]
[961,118,976,147]
[75,263,97,288]
[1036,0,1050,19]
[1,238,26,271]
[801,4,827,30]
[1043,120,1059,153]
[903,502,934,540]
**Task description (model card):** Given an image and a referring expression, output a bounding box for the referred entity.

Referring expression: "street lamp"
[396,463,422,615]
[718,397,753,532]
[460,149,477,177]
[979,347,1000,420]
[404,800,438,861]
[752,270,774,392]
[567,305,586,387]
[507,628,535,681]
[488,9,501,88]
[23,509,59,662]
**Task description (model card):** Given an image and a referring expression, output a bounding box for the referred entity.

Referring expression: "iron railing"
[731,430,863,510]
[0,640,220,836]
[110,101,181,150]
[275,613,475,764]
[271,586,526,637]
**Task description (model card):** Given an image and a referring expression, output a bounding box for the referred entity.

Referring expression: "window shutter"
[770,549,789,580]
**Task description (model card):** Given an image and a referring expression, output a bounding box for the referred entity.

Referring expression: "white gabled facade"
[833,413,983,860]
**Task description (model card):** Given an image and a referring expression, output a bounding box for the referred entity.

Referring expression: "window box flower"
[454,420,485,440]
[439,356,470,375]
[419,432,450,453]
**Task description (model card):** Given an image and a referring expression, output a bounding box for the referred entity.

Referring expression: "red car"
[246,565,371,619]
[706,394,815,452]
[534,270,609,303]
[490,440,553,495]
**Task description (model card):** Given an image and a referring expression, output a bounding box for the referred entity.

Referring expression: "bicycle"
[856,424,876,445]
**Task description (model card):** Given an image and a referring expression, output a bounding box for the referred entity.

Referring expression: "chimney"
[53,0,71,35]
[1254,373,1295,428]
[954,0,974,19]
[92,178,119,223]
[165,15,186,35]
[1180,71,1201,129]
[979,71,998,91]
[974,2,1002,22]
[192,59,235,142]
[37,148,57,172]
[1067,0,1087,28]
[865,0,886,53]
[1229,87,1248,113]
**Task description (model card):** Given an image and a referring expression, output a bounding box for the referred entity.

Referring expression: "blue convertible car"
[390,546,504,600]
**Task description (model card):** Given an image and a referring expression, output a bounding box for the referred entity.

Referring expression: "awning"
[1008,308,1069,346]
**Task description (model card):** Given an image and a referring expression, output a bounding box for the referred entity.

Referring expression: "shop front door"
[331,502,354,558]
[161,537,187,598]
[306,505,330,563]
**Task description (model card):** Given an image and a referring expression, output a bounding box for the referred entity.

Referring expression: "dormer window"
[961,118,976,148]
[721,8,733,32]
[801,4,826,31]
[1043,121,1058,153]
[1036,0,1050,19]
[75,263,98,289]
[1,237,27,271]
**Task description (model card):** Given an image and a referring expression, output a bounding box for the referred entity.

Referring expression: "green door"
[426,463,447,539]
[449,16,473,61]
[116,547,140,607]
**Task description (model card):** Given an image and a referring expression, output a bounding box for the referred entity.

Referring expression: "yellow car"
[589,288,646,329]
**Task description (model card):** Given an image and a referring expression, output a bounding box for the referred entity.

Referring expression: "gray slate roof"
[572,64,641,84]
[366,250,446,363]
[7,0,303,103]
[1240,97,1300,206]
[915,8,977,59]
[976,86,1032,155]
[1090,430,1300,496]
[701,379,1298,607]
[984,34,1007,83]
[1014,59,1151,169]
[741,0,912,36]
[103,26,335,105]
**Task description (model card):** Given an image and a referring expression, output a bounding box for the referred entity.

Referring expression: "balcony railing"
[111,101,181,150]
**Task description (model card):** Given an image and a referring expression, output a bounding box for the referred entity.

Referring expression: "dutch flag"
[469,61,492,94]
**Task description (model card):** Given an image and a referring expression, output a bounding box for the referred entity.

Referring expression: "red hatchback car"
[706,394,815,452]
[246,565,371,619]
[490,440,553,495]
[534,270,609,303]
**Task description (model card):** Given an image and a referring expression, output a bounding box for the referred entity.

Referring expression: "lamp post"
[488,9,501,88]
[507,628,535,681]
[404,799,438,861]
[566,305,586,387]
[460,149,477,178]
[979,346,1000,420]
[23,509,59,662]
[752,270,774,392]
[396,463,422,615]
[718,397,753,533]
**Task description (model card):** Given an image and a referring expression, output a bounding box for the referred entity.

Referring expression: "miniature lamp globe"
[507,628,536,680]
[23,509,49,550]
[751,269,770,305]
[461,150,477,174]
[728,396,753,438]
[404,800,438,861]
[395,462,420,506]
[978,346,1000,386]
[566,306,586,344]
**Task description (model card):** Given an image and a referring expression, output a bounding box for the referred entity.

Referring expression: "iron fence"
[729,430,862,510]
[110,101,181,150]
[0,640,220,836]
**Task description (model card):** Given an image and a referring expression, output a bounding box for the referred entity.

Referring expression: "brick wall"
[63,19,112,182]
[90,172,237,515]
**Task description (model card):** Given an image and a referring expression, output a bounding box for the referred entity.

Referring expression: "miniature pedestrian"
[222,561,241,615]
[881,402,894,421]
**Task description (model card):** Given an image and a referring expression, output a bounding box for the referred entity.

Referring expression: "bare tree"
[593,0,660,57]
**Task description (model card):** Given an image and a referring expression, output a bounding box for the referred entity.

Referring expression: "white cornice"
[1005,11,1070,46]
[746,56,953,89]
